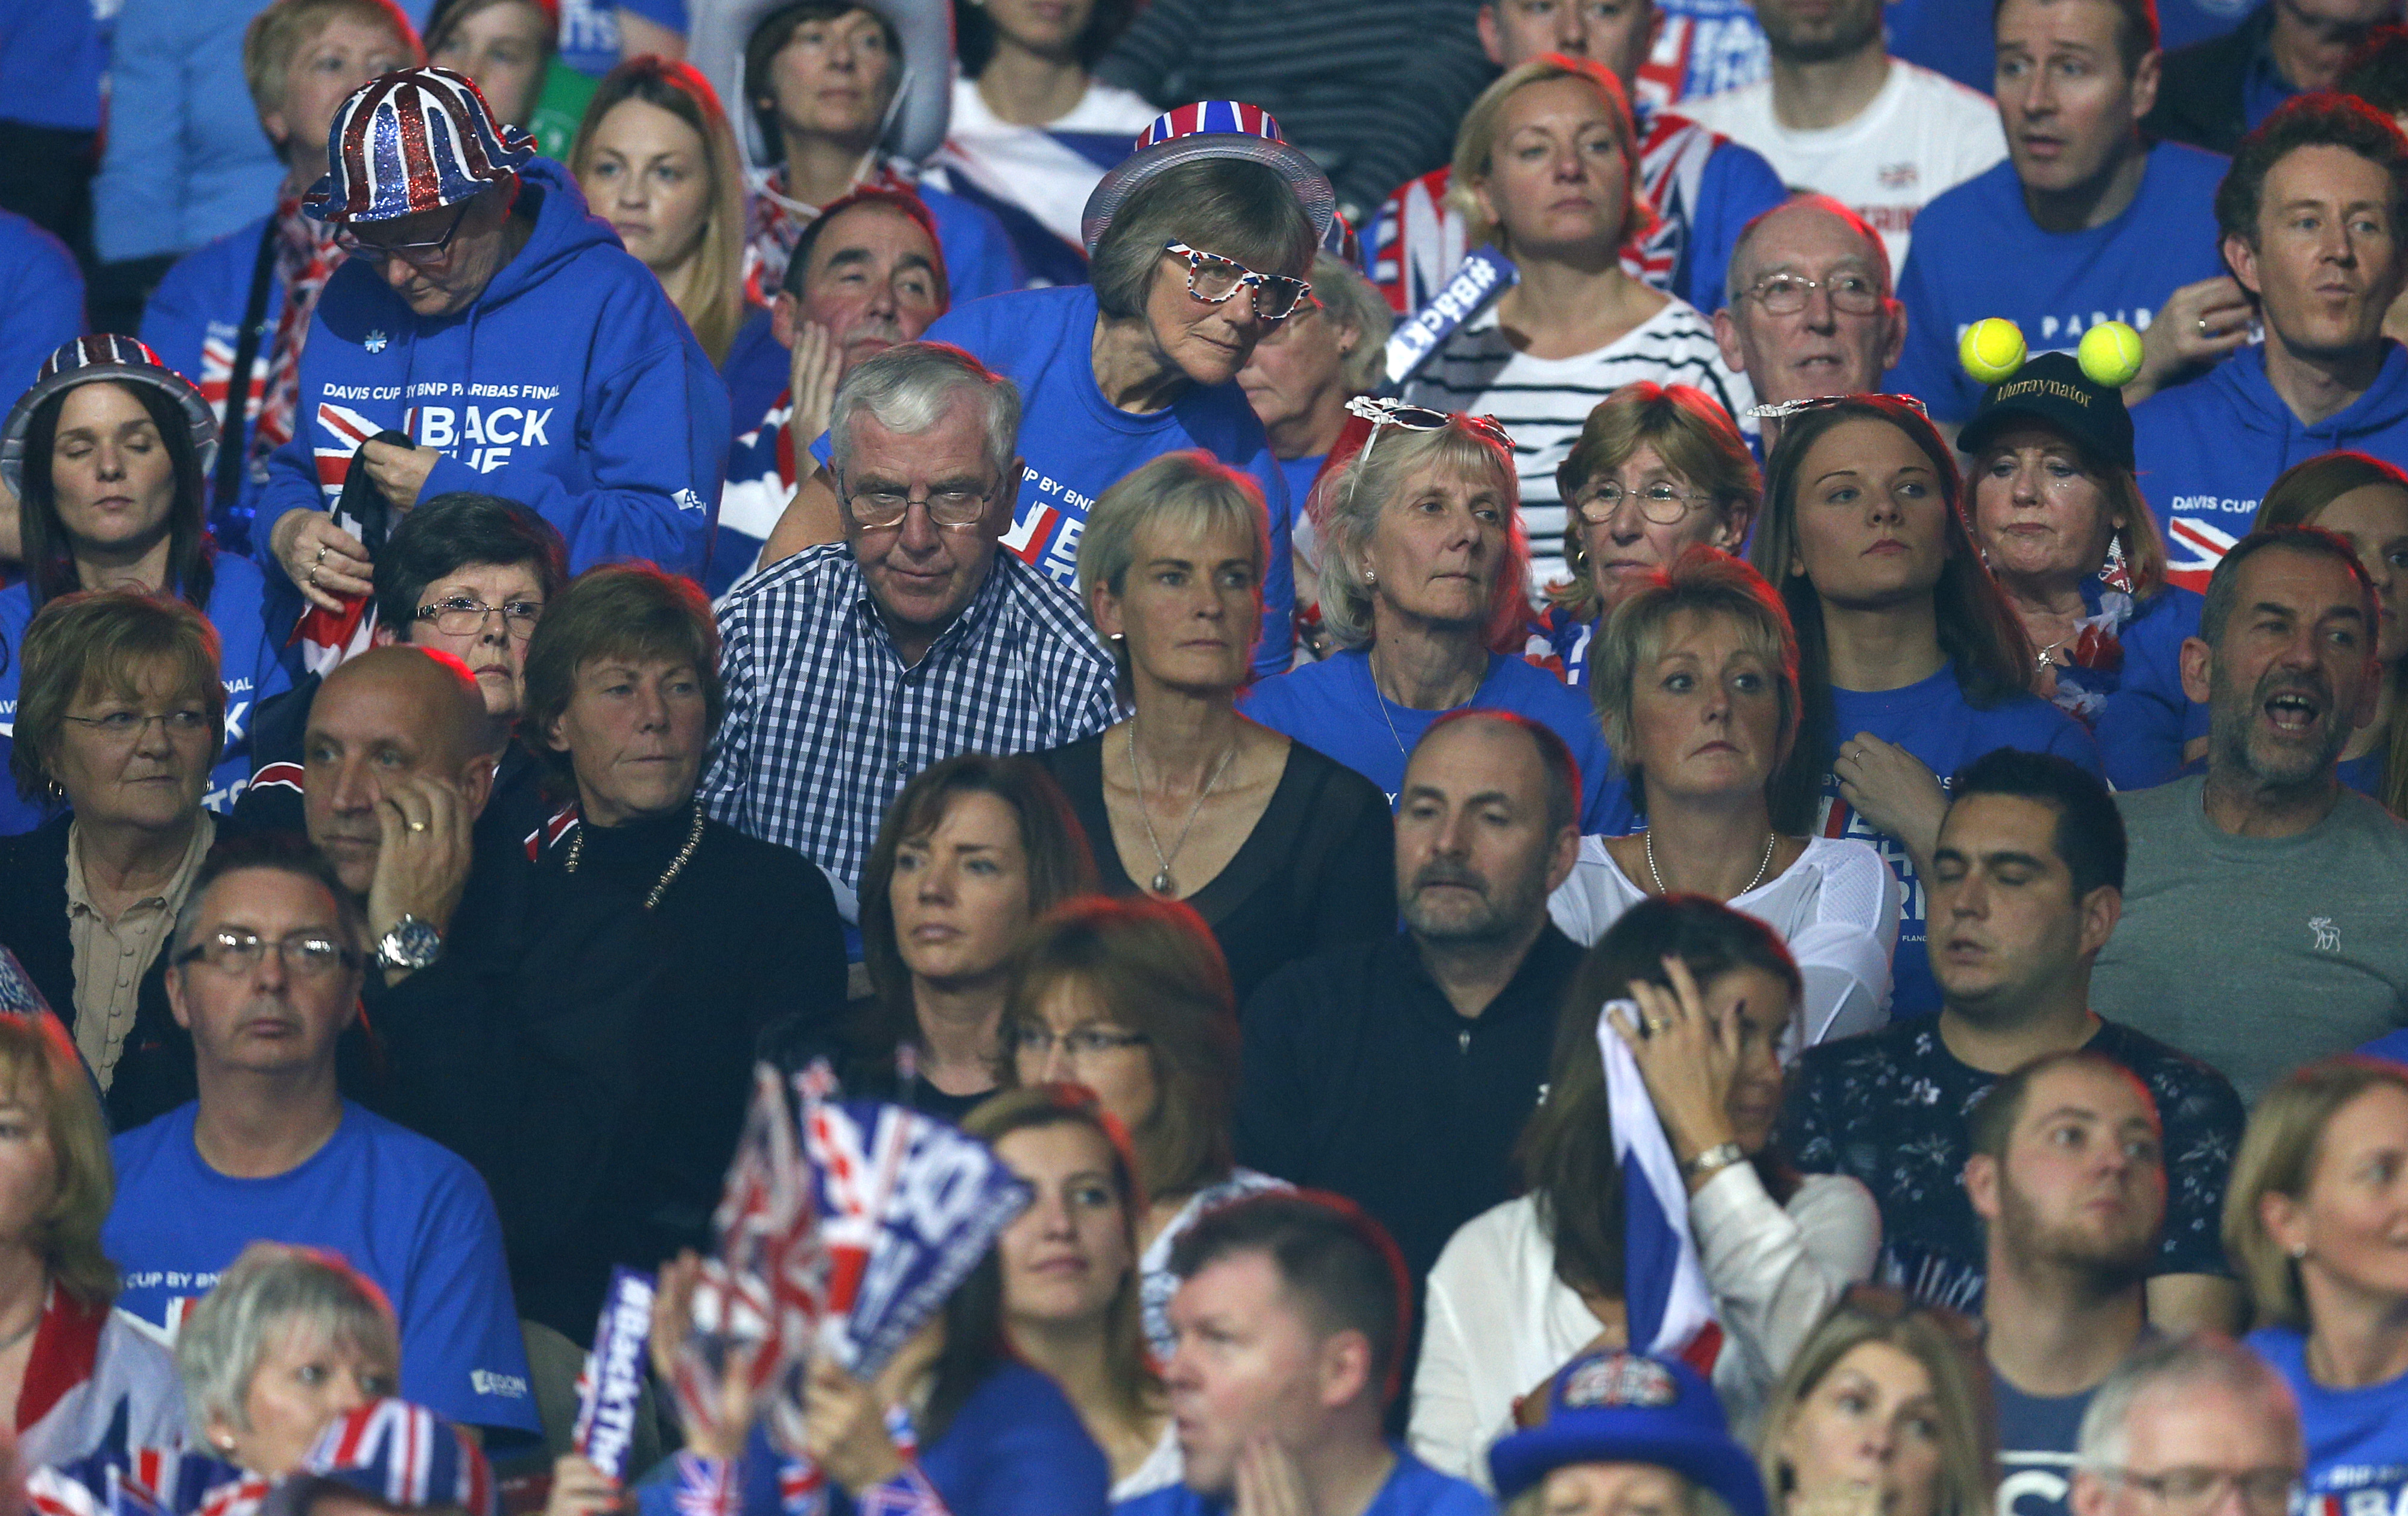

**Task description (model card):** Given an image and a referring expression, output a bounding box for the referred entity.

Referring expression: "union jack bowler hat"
[264,1401,495,1516]
[1,335,218,498]
[304,66,534,225]
[1080,101,1335,256]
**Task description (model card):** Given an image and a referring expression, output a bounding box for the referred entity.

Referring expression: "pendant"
[1149,869,1178,897]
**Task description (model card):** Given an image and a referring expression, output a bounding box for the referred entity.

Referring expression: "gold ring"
[307,566,320,589]
[315,545,329,565]
[1645,1017,1672,1034]
[408,820,428,833]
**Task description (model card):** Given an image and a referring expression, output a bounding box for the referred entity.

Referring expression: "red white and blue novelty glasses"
[1164,242,1313,323]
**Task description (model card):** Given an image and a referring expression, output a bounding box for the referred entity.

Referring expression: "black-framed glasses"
[1743,271,1886,315]
[416,596,543,638]
[1343,395,1515,464]
[62,709,213,744]
[1572,480,1716,525]
[1164,242,1312,323]
[1011,1025,1152,1060]
[337,201,472,268]
[834,470,996,531]
[2096,1467,2301,1516]
[175,929,361,978]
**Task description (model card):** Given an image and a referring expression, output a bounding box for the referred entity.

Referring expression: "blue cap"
[1487,1350,1766,1516]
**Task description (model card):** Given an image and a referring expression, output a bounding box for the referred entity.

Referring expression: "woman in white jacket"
[1548,546,1899,1059]
[1410,895,1878,1489]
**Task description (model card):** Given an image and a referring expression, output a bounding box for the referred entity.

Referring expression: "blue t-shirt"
[1889,143,2230,424]
[1822,663,2103,1017]
[917,285,1296,675]
[2247,1325,2408,1509]
[1115,1444,1494,1516]
[2076,580,2210,793]
[0,212,82,398]
[1993,1368,2098,1516]
[0,553,295,836]
[103,1101,542,1438]
[1241,648,1637,836]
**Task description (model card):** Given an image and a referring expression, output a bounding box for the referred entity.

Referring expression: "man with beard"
[1236,709,1583,1292]
[1968,1050,2168,1516]
[1781,749,2245,1332]
[1676,0,2004,271]
[2093,525,2408,1101]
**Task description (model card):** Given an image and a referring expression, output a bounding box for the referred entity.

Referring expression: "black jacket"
[2142,3,2275,157]
[0,813,221,1129]
[1235,924,1585,1287]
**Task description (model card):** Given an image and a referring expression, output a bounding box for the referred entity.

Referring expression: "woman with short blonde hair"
[1039,452,1394,1004]
[176,1241,402,1475]
[2223,1056,2408,1505]
[1402,57,1749,592]
[1756,1292,1996,1516]
[1246,408,1632,833]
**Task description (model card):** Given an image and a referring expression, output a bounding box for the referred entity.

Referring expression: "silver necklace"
[1646,826,1779,899]
[1126,728,1237,897]
[565,798,707,910]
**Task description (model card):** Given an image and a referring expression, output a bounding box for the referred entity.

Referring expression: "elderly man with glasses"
[249,64,726,613]
[2067,1336,2305,1516]
[1713,194,1911,455]
[703,340,1118,920]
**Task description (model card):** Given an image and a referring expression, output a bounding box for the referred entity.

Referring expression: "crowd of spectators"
[2,0,2407,1511]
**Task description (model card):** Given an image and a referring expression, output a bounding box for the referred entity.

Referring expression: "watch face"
[379,917,443,968]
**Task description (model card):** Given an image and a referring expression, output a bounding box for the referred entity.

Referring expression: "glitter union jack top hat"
[263,1401,495,1516]
[1080,101,1336,256]
[1,336,218,499]
[305,66,535,225]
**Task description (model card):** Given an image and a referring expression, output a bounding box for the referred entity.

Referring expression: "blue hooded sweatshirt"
[2132,340,2408,591]
[255,159,728,582]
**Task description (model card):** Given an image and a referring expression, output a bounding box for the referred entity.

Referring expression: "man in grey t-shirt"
[2093,526,2408,1104]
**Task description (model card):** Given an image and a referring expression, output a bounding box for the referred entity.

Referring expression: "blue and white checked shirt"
[703,544,1120,893]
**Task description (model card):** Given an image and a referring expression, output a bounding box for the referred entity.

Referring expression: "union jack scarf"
[257,194,348,466]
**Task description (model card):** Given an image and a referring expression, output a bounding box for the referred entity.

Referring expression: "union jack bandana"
[305,66,534,224]
[279,1400,495,1516]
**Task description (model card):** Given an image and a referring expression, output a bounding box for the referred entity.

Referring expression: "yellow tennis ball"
[1960,318,2026,385]
[2078,320,2145,388]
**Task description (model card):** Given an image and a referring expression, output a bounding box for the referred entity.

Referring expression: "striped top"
[1401,297,1753,592]
[1092,0,1494,217]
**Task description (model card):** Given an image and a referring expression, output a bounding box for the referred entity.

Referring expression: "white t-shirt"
[935,78,1161,257]
[1679,58,2006,270]
[1401,297,1754,592]
[1410,1173,1879,1488]
[1548,833,1900,1058]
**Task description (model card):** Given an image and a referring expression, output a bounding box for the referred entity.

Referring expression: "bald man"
[1714,195,1909,452]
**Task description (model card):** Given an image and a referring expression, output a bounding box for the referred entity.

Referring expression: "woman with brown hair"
[1959,352,2206,791]
[767,753,1097,1122]
[2255,452,2408,814]
[960,1085,1175,1499]
[1755,1291,1997,1516]
[507,561,846,1338]
[999,894,1285,1365]
[571,57,752,366]
[1411,896,1878,1485]
[1749,395,2097,1019]
[2226,1056,2408,1503]
[1530,383,1761,687]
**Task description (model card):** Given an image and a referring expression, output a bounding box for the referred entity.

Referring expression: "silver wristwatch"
[1681,1142,1746,1180]
[374,915,444,972]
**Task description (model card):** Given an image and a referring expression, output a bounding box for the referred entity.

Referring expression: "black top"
[488,806,849,1340]
[1036,732,1397,1005]
[1779,1017,2246,1315]
[2140,3,2270,156]
[0,813,229,1131]
[1235,924,1585,1286]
